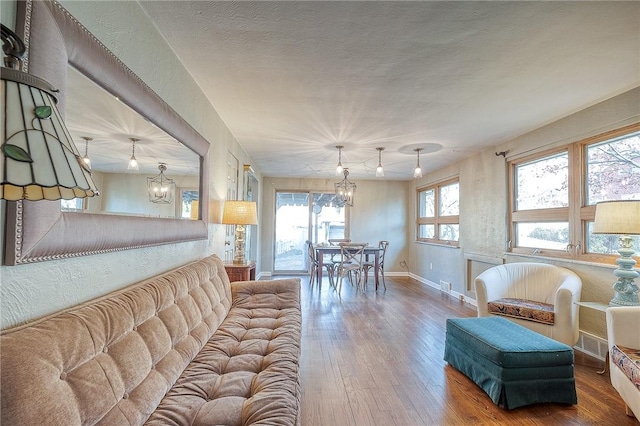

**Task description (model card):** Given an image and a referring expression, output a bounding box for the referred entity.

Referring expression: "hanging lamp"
[127,137,139,170]
[147,163,175,204]
[335,145,344,175]
[334,168,356,207]
[375,147,385,177]
[413,148,423,179]
[81,137,92,170]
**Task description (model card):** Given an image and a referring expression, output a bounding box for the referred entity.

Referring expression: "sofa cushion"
[1,255,233,425]
[611,345,640,391]
[146,278,301,426]
[488,298,555,325]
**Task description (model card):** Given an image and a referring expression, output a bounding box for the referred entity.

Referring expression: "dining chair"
[363,240,389,290]
[335,243,367,294]
[327,238,351,280]
[306,240,333,290]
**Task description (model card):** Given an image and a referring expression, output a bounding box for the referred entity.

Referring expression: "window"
[417,179,459,245]
[61,198,85,211]
[509,124,640,261]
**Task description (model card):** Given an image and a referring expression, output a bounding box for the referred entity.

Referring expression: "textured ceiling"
[127,1,639,180]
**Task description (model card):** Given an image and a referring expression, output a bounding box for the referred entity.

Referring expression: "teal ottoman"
[444,316,577,410]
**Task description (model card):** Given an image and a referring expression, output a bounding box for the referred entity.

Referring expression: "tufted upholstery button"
[133,326,137,331]
[59,372,67,380]
[103,347,108,353]
[123,392,129,400]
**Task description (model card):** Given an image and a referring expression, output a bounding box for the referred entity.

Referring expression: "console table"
[224,261,256,282]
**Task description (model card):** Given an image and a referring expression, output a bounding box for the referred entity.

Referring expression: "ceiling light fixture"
[335,168,356,207]
[127,137,139,170]
[413,148,423,179]
[335,145,344,175]
[147,163,175,204]
[0,24,98,201]
[375,147,385,177]
[81,137,92,170]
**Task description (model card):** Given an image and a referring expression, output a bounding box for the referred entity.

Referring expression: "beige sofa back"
[1,255,232,425]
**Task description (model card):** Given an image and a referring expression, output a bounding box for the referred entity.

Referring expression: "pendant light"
[147,163,176,204]
[81,137,92,170]
[127,137,139,170]
[335,168,356,207]
[375,147,385,177]
[413,148,423,179]
[335,145,344,175]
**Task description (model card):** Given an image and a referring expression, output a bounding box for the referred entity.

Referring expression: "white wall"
[0,1,259,329]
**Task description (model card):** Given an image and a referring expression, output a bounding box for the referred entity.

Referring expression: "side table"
[224,261,256,282]
[576,301,609,374]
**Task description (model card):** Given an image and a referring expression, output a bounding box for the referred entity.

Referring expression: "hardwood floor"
[285,274,637,425]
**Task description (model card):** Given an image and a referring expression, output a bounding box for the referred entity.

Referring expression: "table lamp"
[593,200,640,306]
[222,200,258,264]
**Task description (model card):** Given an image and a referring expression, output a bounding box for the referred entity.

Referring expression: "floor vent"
[574,331,607,361]
[440,280,451,293]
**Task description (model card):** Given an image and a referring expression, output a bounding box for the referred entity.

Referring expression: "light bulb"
[414,166,422,179]
[128,156,139,170]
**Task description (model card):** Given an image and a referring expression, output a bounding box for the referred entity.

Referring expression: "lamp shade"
[222,200,258,225]
[1,68,99,200]
[593,200,640,235]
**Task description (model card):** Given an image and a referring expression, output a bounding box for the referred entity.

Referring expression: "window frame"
[416,177,460,246]
[508,123,640,262]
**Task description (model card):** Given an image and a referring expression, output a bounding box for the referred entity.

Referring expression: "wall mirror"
[64,66,201,219]
[4,0,209,265]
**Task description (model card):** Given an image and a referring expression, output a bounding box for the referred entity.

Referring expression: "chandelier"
[147,163,175,204]
[334,168,356,207]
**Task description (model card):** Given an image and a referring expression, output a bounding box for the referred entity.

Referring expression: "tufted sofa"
[1,254,301,425]
[475,262,582,346]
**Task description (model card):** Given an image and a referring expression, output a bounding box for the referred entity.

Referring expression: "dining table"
[314,244,384,290]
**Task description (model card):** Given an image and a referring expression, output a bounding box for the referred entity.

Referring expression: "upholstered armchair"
[606,306,640,419]
[475,262,582,346]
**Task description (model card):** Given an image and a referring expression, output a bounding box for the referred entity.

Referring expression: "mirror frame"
[4,0,209,265]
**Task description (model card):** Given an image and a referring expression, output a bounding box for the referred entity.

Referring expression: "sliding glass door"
[274,191,346,273]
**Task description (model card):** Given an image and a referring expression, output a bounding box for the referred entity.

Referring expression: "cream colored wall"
[261,177,410,275]
[0,1,260,329]
[410,87,640,338]
[100,173,198,218]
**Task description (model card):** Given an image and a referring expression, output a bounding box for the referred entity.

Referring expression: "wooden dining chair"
[306,240,334,290]
[363,240,389,290]
[327,238,351,280]
[335,243,367,294]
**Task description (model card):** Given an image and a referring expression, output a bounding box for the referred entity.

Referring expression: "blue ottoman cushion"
[444,316,577,409]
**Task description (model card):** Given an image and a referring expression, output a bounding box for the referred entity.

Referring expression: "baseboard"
[257,272,270,279]
[385,271,409,277]
[410,273,477,307]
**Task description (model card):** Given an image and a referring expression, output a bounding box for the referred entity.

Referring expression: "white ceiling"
[65,67,200,176]
[134,1,638,180]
